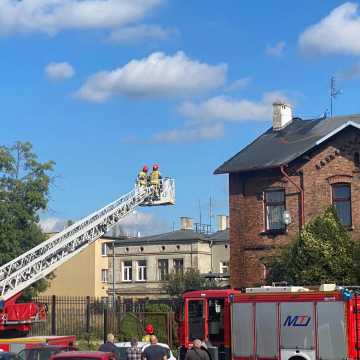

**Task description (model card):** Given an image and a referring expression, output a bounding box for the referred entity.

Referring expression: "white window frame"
[122,261,133,282]
[158,259,169,281]
[173,258,184,275]
[101,269,108,283]
[137,260,147,282]
[101,243,108,256]
[220,261,229,275]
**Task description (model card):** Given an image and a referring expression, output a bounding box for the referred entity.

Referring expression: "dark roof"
[207,229,229,243]
[104,228,228,245]
[215,115,360,174]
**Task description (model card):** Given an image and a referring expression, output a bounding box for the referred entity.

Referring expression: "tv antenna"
[330,76,342,117]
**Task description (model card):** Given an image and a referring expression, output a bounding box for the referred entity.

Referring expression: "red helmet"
[153,164,159,171]
[143,165,148,173]
[145,324,154,334]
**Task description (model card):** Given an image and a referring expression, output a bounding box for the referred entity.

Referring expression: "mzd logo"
[283,315,311,327]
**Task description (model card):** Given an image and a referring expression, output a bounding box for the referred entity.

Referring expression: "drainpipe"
[280,166,305,229]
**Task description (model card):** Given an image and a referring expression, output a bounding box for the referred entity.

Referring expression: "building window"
[101,243,108,256]
[137,260,147,281]
[158,259,169,281]
[264,189,285,231]
[174,259,184,275]
[101,269,108,283]
[220,261,229,275]
[332,183,352,227]
[122,261,132,282]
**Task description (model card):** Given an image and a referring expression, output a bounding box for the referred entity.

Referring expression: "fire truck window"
[317,301,346,360]
[207,299,225,343]
[188,300,205,340]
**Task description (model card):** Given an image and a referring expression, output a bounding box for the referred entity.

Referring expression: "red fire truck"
[179,285,360,360]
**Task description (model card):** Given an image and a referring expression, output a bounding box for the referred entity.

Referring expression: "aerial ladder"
[0,177,175,338]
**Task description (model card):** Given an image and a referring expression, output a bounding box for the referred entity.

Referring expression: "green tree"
[0,141,55,297]
[163,269,219,298]
[267,206,359,285]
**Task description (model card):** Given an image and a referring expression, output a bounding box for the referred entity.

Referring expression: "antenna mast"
[330,76,342,117]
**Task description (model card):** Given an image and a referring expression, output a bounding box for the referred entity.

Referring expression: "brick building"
[215,103,360,287]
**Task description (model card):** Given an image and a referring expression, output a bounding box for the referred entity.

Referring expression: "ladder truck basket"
[140,178,175,206]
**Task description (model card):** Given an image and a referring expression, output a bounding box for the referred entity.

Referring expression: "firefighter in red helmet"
[150,164,161,198]
[137,165,148,189]
[142,323,155,342]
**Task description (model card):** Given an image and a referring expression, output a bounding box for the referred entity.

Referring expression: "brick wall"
[229,127,360,288]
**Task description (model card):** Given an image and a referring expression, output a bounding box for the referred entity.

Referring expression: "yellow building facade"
[41,238,110,297]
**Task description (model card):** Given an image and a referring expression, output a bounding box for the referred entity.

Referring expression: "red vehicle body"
[178,289,240,360]
[0,336,76,353]
[0,293,47,338]
[51,352,117,360]
[179,286,360,360]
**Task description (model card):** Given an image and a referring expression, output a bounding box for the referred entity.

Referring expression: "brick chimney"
[217,215,229,231]
[180,217,193,230]
[273,102,292,131]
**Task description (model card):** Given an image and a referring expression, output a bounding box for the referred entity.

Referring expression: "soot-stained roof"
[215,115,360,174]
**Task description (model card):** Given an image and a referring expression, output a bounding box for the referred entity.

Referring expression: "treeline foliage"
[0,142,55,297]
[164,268,219,298]
[267,207,360,285]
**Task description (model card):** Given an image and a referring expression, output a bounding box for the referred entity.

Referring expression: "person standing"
[142,324,155,342]
[126,338,142,360]
[98,333,119,360]
[150,164,161,197]
[137,166,148,189]
[141,335,167,360]
[184,339,210,360]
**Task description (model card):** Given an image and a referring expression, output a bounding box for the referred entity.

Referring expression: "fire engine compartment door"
[317,301,346,360]
[280,302,314,350]
[232,303,253,358]
[186,299,206,341]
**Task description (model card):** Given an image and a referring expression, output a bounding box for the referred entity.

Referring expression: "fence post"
[51,295,56,335]
[103,306,108,343]
[86,296,91,333]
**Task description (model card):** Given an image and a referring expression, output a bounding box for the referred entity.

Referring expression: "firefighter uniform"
[137,166,148,188]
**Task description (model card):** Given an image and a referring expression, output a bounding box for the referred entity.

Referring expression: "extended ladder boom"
[0,179,175,301]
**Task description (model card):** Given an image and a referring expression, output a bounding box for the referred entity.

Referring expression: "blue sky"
[2,0,360,235]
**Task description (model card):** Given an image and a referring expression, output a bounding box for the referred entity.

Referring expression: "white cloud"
[108,24,176,44]
[266,41,286,57]
[40,217,67,233]
[179,91,289,122]
[0,0,163,36]
[75,51,227,102]
[224,77,251,92]
[113,210,168,236]
[45,62,75,80]
[152,123,224,143]
[299,2,360,55]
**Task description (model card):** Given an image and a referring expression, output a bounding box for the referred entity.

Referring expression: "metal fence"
[30,296,177,347]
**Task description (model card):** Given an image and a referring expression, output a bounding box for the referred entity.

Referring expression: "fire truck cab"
[178,289,240,360]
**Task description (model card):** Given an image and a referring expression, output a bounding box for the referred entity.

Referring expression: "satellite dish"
[282,210,292,225]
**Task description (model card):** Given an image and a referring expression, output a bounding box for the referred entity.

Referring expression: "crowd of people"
[99,323,210,360]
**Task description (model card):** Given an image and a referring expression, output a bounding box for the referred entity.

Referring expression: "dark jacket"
[98,342,119,359]
[184,348,210,360]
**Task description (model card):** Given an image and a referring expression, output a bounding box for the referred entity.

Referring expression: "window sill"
[260,229,287,236]
[135,280,147,283]
[121,280,132,283]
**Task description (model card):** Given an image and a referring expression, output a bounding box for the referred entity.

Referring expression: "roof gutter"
[280,165,304,229]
